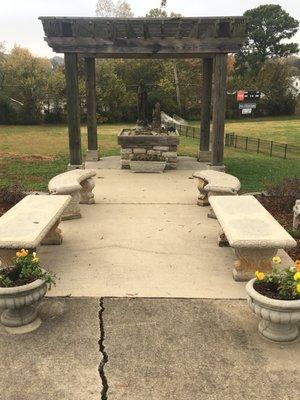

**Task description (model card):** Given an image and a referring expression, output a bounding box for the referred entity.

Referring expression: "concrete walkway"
[0,156,298,400]
[41,156,292,298]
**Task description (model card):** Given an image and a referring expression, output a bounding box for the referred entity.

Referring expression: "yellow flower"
[296,284,300,294]
[293,272,300,281]
[32,252,37,258]
[295,260,300,272]
[272,256,281,265]
[16,249,28,258]
[33,257,39,263]
[255,271,265,281]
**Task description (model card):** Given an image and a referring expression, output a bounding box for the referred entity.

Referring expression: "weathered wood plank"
[84,58,98,152]
[45,37,244,57]
[200,57,213,152]
[64,53,82,166]
[211,53,228,166]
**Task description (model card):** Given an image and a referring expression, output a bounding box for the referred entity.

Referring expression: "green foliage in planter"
[0,249,55,288]
[254,257,300,300]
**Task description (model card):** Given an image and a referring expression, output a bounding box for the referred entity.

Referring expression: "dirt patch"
[256,194,299,261]
[0,152,59,161]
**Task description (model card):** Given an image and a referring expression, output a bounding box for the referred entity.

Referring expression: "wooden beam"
[84,58,98,156]
[200,58,213,152]
[45,37,244,58]
[211,53,227,166]
[64,53,82,166]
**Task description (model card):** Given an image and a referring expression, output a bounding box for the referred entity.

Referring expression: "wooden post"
[84,57,99,161]
[199,58,213,162]
[64,53,82,168]
[211,53,227,169]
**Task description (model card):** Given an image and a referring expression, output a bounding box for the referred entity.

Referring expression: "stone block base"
[197,150,211,162]
[207,164,226,172]
[67,164,85,171]
[120,144,178,170]
[85,149,99,161]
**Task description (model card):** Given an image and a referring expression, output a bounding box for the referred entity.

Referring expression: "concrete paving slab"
[86,156,206,171]
[38,166,293,299]
[40,203,249,298]
[92,168,199,204]
[103,298,300,400]
[0,298,101,400]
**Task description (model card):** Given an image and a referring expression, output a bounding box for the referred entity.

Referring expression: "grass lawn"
[191,115,300,145]
[0,117,299,192]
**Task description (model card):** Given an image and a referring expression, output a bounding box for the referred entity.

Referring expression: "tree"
[146,8,167,18]
[95,0,133,17]
[3,46,52,123]
[236,4,299,74]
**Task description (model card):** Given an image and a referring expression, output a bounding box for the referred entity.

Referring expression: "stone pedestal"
[67,164,85,171]
[197,150,211,162]
[85,149,99,161]
[207,164,226,172]
[233,248,277,281]
[80,178,95,204]
[41,220,63,245]
[61,191,81,220]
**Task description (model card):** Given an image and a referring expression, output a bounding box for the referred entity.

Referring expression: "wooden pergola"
[40,16,247,169]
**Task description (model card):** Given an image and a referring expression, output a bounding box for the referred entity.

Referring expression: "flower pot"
[130,160,166,173]
[246,278,300,342]
[0,277,48,334]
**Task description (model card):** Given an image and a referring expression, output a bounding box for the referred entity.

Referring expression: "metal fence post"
[284,144,287,159]
[245,136,248,151]
[270,141,273,157]
[234,135,238,148]
[257,139,260,154]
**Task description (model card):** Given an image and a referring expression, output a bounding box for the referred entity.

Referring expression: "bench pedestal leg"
[0,249,17,268]
[218,229,230,247]
[196,179,209,206]
[80,178,95,204]
[42,220,63,245]
[233,248,277,281]
[62,191,81,220]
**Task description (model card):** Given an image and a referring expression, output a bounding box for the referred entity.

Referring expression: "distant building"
[291,76,300,95]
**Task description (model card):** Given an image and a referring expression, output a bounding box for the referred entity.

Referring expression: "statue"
[152,102,161,133]
[136,81,148,129]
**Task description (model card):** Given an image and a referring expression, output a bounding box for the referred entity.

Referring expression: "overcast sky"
[1,0,299,57]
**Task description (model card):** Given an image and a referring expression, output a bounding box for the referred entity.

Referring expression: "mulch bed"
[255,194,299,261]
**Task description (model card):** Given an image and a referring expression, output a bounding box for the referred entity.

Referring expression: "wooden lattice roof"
[39,17,247,58]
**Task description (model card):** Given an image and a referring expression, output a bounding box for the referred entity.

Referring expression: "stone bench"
[209,195,297,282]
[193,170,241,206]
[0,195,71,268]
[48,169,96,220]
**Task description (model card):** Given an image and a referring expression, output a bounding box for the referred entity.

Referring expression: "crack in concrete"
[99,298,109,400]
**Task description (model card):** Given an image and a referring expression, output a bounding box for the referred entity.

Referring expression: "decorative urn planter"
[0,277,48,333]
[246,278,300,342]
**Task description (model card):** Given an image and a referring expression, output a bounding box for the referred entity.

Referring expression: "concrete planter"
[0,276,48,334]
[118,129,179,170]
[130,160,166,173]
[246,278,300,342]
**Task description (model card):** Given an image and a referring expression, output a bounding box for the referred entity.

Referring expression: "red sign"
[237,90,245,102]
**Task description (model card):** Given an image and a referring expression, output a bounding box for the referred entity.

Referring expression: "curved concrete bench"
[193,170,241,206]
[209,195,297,282]
[0,195,71,267]
[48,169,96,220]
